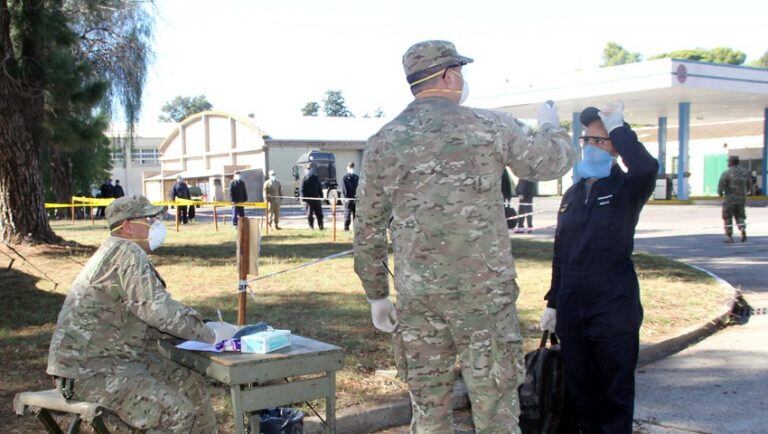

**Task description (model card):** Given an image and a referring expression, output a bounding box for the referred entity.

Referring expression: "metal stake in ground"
[332,199,337,243]
[237,216,250,325]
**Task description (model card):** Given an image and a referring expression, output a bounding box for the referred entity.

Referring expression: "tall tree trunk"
[50,147,74,220]
[0,78,60,244]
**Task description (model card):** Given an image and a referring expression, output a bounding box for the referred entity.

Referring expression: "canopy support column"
[763,108,767,196]
[572,112,582,182]
[658,117,667,175]
[678,103,690,200]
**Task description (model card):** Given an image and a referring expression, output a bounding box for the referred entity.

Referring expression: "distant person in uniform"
[112,179,125,198]
[301,163,324,230]
[47,195,225,432]
[97,178,113,218]
[514,179,535,233]
[541,103,658,434]
[263,170,283,230]
[171,175,191,225]
[229,171,248,227]
[718,156,751,243]
[501,169,513,206]
[342,162,359,231]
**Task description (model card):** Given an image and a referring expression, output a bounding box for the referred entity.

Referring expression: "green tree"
[750,50,768,68]
[650,47,746,65]
[0,0,155,244]
[601,42,642,67]
[322,90,354,117]
[373,107,385,118]
[159,95,213,122]
[301,101,320,116]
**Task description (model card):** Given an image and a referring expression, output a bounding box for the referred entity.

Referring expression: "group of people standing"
[95,178,125,218]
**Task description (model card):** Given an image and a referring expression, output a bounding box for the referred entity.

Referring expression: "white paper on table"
[176,340,222,352]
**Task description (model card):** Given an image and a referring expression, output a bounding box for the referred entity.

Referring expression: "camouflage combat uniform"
[354,40,575,434]
[264,178,283,228]
[717,164,750,237]
[47,196,217,433]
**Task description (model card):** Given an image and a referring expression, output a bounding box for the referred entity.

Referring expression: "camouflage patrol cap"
[106,195,167,229]
[402,40,473,85]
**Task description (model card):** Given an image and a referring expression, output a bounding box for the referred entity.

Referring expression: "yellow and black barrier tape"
[48,197,266,209]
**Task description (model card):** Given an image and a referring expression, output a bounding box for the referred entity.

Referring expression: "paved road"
[377,200,768,434]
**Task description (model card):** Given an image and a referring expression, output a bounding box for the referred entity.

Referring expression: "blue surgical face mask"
[575,145,614,180]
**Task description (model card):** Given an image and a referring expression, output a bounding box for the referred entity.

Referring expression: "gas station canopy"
[476,58,768,199]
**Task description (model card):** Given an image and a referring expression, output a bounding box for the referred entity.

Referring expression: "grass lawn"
[0,219,725,432]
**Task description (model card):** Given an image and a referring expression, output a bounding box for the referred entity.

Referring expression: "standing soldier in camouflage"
[354,40,576,433]
[264,169,283,230]
[47,195,229,433]
[718,155,751,243]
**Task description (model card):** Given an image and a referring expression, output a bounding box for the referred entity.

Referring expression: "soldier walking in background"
[264,169,283,230]
[171,175,191,225]
[354,40,575,433]
[342,162,359,231]
[229,171,248,227]
[718,155,751,243]
[301,162,324,230]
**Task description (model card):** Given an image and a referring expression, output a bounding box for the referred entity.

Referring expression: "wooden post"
[175,203,180,233]
[90,205,94,225]
[70,198,75,224]
[213,205,219,232]
[237,216,250,326]
[265,202,270,235]
[332,199,337,243]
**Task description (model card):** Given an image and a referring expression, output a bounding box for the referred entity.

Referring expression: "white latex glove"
[598,101,625,133]
[204,321,238,343]
[368,298,397,333]
[536,101,559,128]
[539,307,557,332]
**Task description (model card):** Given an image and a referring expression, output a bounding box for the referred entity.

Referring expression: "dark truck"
[291,151,339,204]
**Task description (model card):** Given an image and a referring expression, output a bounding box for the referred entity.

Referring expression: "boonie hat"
[402,40,473,86]
[106,195,167,230]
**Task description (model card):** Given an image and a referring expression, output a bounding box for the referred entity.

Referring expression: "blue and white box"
[241,329,292,354]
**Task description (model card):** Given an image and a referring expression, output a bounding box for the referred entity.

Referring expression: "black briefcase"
[519,331,579,434]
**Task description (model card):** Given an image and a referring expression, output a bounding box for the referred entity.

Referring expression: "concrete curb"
[306,264,738,434]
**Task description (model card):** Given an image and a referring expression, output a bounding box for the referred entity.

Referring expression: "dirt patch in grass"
[0,221,724,432]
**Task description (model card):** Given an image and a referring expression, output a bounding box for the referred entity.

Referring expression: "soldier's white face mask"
[234,174,241,181]
[347,167,354,174]
[270,175,276,182]
[147,220,167,251]
[450,69,469,105]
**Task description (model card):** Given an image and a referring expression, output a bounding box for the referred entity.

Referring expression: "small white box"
[241,330,291,354]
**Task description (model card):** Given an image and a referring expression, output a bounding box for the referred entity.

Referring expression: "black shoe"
[741,230,747,242]
[275,225,281,230]
[724,235,734,244]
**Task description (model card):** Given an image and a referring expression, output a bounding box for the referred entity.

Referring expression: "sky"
[136,0,768,126]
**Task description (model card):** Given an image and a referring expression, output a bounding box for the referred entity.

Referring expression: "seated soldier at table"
[46,195,228,433]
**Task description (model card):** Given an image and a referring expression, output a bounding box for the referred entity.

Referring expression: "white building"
[108,122,175,197]
[143,111,387,202]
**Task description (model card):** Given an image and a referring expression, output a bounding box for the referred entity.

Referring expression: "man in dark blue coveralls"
[540,102,658,434]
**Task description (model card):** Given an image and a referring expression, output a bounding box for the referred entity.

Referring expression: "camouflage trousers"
[72,352,216,433]
[395,282,525,434]
[722,201,746,235]
[267,200,281,226]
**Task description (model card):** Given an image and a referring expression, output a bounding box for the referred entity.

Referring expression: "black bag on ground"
[251,407,304,434]
[505,206,518,229]
[519,331,579,434]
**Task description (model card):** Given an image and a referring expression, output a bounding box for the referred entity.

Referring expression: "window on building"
[110,149,125,163]
[671,156,678,174]
[131,148,159,164]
